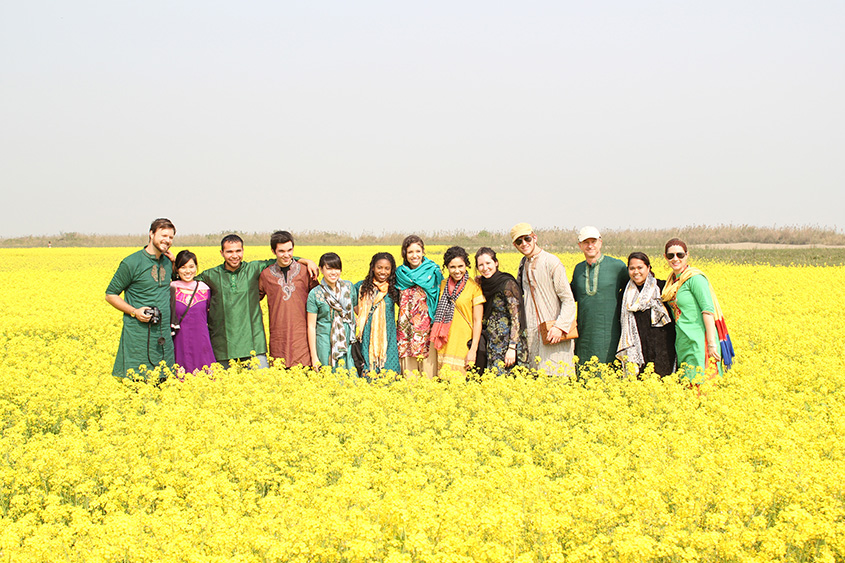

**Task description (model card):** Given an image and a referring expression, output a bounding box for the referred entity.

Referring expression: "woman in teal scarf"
[395,235,443,378]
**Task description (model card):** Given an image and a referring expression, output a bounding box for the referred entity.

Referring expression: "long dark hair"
[360,252,399,302]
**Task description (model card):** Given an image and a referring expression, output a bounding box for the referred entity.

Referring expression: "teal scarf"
[395,257,443,323]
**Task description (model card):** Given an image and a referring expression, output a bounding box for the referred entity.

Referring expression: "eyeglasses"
[666,252,687,260]
[514,235,533,246]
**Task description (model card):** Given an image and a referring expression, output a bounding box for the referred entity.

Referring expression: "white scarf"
[321,280,356,366]
[616,274,672,369]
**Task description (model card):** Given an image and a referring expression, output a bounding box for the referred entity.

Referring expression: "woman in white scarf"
[616,252,676,376]
[306,252,358,373]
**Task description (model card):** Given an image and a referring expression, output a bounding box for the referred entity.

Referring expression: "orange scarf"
[356,281,389,370]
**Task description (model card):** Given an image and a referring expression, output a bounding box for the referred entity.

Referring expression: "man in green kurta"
[198,234,316,369]
[570,226,628,366]
[105,218,176,379]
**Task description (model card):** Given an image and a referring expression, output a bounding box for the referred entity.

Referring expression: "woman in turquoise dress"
[661,238,734,383]
[307,253,358,373]
[354,252,400,375]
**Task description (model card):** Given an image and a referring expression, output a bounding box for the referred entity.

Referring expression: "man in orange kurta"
[259,231,317,367]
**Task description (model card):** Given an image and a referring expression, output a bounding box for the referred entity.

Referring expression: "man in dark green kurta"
[198,234,316,368]
[570,226,628,365]
[105,218,176,378]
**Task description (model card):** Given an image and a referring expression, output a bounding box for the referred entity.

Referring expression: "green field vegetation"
[3,224,844,265]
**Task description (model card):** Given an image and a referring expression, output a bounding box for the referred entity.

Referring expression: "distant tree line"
[4,224,843,251]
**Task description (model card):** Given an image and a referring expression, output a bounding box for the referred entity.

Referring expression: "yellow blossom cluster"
[1,246,844,562]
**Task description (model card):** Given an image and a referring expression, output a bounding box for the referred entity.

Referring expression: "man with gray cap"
[570,226,628,367]
[511,223,577,375]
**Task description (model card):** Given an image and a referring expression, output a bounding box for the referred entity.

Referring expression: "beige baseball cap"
[578,226,602,242]
[510,222,533,243]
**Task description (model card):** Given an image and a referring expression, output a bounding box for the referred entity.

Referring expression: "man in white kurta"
[511,223,577,375]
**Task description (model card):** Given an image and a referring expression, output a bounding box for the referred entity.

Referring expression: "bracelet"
[130,309,136,318]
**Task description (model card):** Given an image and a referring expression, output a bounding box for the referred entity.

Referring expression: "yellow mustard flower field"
[2,246,844,562]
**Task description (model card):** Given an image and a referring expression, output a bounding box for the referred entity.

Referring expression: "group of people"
[106,219,734,383]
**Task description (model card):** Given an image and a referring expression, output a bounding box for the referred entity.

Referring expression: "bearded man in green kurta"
[570,226,628,366]
[106,218,176,379]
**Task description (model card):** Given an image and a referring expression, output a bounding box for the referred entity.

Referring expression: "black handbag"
[351,341,366,373]
[468,330,488,371]
[457,306,487,372]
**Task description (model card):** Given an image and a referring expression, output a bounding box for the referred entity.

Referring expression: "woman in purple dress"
[170,250,216,374]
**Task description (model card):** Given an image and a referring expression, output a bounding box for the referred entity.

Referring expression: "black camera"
[144,307,162,325]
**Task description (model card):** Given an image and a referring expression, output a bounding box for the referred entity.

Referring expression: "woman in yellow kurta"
[429,246,485,375]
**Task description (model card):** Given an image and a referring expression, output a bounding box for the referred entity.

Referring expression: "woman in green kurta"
[661,238,734,382]
[307,253,358,373]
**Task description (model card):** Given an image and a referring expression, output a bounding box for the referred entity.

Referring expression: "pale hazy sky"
[2,1,843,238]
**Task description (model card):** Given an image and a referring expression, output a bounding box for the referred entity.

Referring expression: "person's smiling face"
[321,265,341,287]
[221,241,244,271]
[476,253,498,279]
[447,257,467,282]
[665,245,688,276]
[178,259,197,282]
[405,243,424,268]
[274,241,294,268]
[627,258,649,286]
[373,259,392,283]
[578,237,602,263]
[513,233,537,257]
[149,227,175,255]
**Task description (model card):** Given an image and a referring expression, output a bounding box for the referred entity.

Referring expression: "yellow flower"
[1,247,844,561]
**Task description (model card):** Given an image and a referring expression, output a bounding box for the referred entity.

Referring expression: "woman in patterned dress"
[395,236,443,377]
[475,247,528,373]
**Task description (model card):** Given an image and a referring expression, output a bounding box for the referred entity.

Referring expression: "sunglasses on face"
[666,252,687,260]
[514,235,533,246]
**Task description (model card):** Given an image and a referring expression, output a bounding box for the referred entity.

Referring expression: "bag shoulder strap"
[455,302,474,331]
[517,256,527,290]
[526,270,544,325]
[170,285,178,326]
[176,282,199,325]
[457,281,482,333]
[367,301,380,320]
